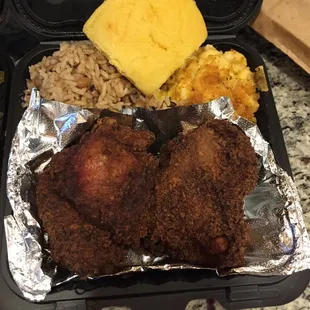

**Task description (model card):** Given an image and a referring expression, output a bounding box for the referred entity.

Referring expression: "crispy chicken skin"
[37,147,127,278]
[37,116,258,274]
[146,119,258,269]
[43,117,158,248]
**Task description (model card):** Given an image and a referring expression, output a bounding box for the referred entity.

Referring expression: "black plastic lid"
[0,0,3,16]
[10,0,263,41]
[0,0,7,24]
[0,52,13,130]
[197,0,263,35]
[0,53,13,176]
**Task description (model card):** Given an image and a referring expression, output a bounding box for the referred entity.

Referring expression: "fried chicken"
[37,147,127,278]
[37,115,258,275]
[40,117,158,249]
[146,119,258,269]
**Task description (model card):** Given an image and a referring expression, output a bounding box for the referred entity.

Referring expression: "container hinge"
[207,34,236,40]
[227,285,262,308]
[55,300,87,310]
[41,41,66,46]
[229,285,260,301]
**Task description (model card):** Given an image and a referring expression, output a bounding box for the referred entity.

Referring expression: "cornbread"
[164,45,264,122]
[83,0,207,96]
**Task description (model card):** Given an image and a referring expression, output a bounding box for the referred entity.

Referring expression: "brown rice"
[24,41,170,111]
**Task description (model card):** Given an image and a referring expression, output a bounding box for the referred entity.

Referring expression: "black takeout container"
[0,0,309,309]
[0,0,8,31]
[0,52,13,173]
[0,0,4,23]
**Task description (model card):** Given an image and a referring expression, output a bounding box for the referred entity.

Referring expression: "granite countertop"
[187,28,310,310]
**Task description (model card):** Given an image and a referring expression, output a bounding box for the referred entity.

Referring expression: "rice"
[24,41,171,111]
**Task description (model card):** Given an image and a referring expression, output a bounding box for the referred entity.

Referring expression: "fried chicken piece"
[37,147,127,278]
[146,119,258,269]
[49,117,158,248]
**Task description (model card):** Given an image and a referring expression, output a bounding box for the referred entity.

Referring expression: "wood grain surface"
[252,0,310,74]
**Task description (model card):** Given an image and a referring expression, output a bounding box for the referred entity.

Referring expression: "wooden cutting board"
[252,0,310,74]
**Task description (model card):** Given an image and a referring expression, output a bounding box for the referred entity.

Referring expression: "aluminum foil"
[4,89,310,302]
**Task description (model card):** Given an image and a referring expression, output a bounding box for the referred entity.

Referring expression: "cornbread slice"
[83,0,207,95]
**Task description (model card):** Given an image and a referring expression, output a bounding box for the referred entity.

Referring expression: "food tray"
[2,38,310,310]
[1,0,309,309]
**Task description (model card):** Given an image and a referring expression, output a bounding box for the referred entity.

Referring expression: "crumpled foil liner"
[4,89,310,302]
